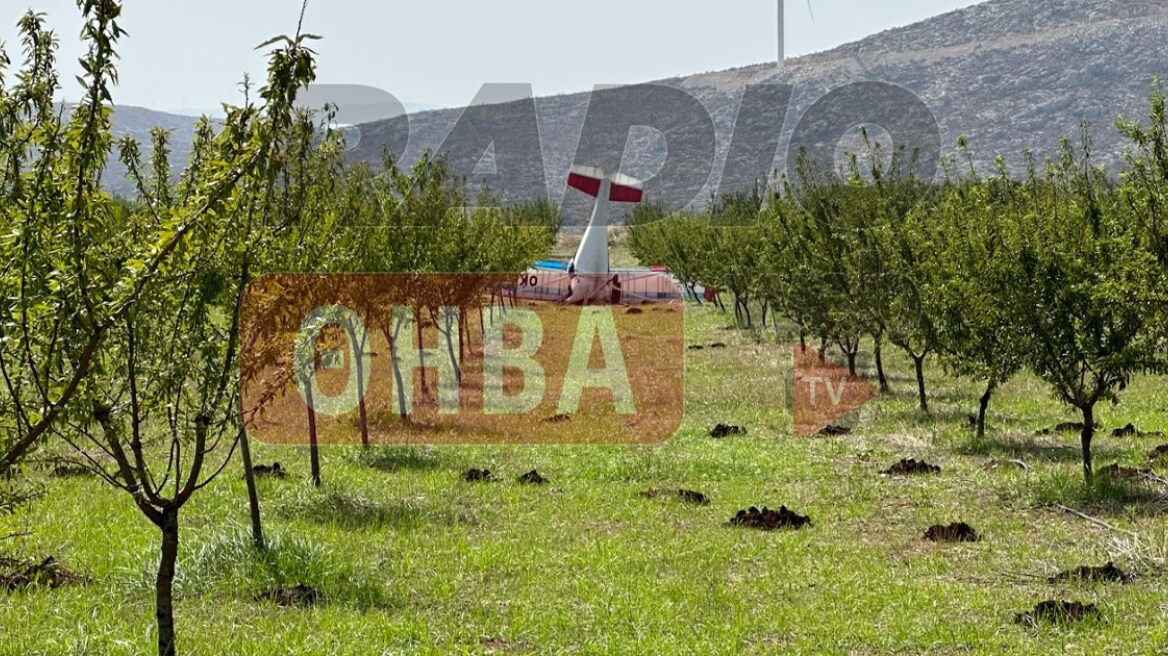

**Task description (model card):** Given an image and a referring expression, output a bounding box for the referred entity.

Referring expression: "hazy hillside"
[102,106,205,198]
[104,0,1168,218]
[350,0,1168,220]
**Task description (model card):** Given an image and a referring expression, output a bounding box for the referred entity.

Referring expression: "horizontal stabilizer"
[568,165,606,198]
[609,172,644,203]
[567,165,645,203]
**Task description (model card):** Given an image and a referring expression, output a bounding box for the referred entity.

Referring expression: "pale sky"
[2,0,986,114]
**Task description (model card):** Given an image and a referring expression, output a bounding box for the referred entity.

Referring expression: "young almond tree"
[0,7,159,479]
[1117,89,1168,353]
[52,15,320,656]
[924,155,1026,437]
[1006,134,1164,480]
[852,141,939,412]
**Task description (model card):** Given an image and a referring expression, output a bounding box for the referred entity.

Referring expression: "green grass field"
[4,305,1168,655]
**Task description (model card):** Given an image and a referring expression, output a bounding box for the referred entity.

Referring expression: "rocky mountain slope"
[349,0,1168,219]
[107,0,1168,218]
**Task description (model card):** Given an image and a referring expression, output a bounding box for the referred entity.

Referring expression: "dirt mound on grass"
[687,345,705,351]
[1112,424,1164,438]
[625,307,644,315]
[50,464,92,478]
[881,458,941,476]
[546,414,571,423]
[1,556,87,592]
[923,522,980,543]
[819,425,852,436]
[642,489,710,506]
[1148,445,1168,463]
[730,506,812,530]
[518,470,548,485]
[1036,422,1097,436]
[256,584,320,607]
[1015,600,1100,625]
[463,468,494,482]
[1098,464,1158,481]
[248,462,286,479]
[982,459,1031,472]
[710,424,745,439]
[708,343,727,349]
[1049,562,1132,584]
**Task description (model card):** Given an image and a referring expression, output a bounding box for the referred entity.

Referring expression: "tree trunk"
[441,309,462,385]
[459,307,467,363]
[156,507,180,656]
[912,354,928,413]
[383,324,410,423]
[415,306,428,396]
[304,384,321,488]
[846,350,858,377]
[873,334,889,393]
[237,428,265,550]
[976,381,995,440]
[1081,404,1096,481]
[355,331,370,449]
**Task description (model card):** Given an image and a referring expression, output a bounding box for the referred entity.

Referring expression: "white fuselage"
[566,178,612,304]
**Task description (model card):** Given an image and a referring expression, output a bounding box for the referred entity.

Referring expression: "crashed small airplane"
[512,166,682,305]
